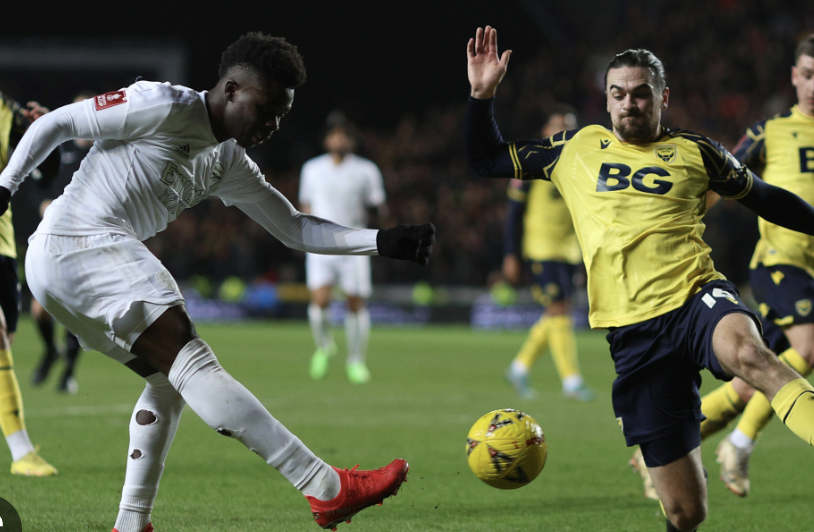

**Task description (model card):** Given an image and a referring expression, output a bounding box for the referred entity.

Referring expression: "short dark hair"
[219,32,306,89]
[795,34,814,64]
[604,49,666,91]
[323,110,361,143]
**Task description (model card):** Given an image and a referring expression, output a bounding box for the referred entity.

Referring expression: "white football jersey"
[299,153,385,228]
[0,81,378,255]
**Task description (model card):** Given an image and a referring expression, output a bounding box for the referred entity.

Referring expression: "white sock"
[115,373,185,532]
[510,359,529,377]
[167,338,339,499]
[114,509,151,532]
[308,303,332,351]
[562,375,585,393]
[345,307,370,365]
[729,428,755,451]
[6,428,35,461]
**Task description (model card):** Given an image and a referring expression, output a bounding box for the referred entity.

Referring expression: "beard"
[614,115,658,142]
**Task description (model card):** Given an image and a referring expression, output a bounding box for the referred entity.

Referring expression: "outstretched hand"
[20,101,49,123]
[467,26,512,100]
[377,223,436,266]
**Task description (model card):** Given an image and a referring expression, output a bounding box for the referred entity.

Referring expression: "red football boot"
[306,459,409,530]
[112,524,153,532]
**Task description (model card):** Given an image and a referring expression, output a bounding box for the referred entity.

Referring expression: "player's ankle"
[729,428,755,451]
[301,463,340,501]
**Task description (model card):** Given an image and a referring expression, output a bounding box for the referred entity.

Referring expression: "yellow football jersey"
[507,125,752,328]
[0,94,16,259]
[737,106,814,276]
[507,179,581,263]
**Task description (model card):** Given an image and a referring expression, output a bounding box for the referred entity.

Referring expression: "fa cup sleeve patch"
[94,90,128,111]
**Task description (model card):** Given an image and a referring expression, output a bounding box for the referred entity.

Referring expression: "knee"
[665,500,707,532]
[347,296,364,313]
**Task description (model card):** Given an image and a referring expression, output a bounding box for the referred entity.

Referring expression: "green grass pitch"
[1,319,812,531]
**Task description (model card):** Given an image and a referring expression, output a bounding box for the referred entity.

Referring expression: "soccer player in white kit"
[0,32,435,532]
[300,117,387,384]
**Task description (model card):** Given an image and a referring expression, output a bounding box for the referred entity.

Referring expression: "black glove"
[0,187,10,217]
[377,223,436,266]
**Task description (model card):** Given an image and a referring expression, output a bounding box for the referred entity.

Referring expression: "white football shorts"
[26,233,184,359]
[305,253,372,298]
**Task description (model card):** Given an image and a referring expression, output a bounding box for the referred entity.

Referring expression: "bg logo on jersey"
[595,162,673,195]
[94,90,128,111]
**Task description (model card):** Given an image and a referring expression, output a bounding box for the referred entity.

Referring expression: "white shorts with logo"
[25,233,184,362]
[305,253,372,298]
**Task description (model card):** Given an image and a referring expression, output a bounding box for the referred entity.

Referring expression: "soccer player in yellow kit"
[466,26,814,532]
[0,90,57,476]
[693,34,814,498]
[503,112,595,401]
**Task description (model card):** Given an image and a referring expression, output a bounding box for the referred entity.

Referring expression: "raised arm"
[465,27,516,178]
[467,26,512,100]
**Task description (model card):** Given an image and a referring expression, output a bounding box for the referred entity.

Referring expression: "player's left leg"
[712,313,814,450]
[645,446,707,532]
[717,326,814,496]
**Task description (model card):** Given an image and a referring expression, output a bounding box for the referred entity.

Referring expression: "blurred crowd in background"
[6,0,814,299]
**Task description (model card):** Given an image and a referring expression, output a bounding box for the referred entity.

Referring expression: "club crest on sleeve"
[796,299,812,317]
[94,90,128,111]
[655,144,677,163]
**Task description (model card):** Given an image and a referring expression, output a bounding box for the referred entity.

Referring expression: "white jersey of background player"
[299,117,387,384]
[0,33,434,532]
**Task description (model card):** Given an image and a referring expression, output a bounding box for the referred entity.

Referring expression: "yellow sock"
[547,315,581,381]
[771,378,814,446]
[0,348,25,437]
[736,348,812,440]
[700,381,745,440]
[514,315,549,370]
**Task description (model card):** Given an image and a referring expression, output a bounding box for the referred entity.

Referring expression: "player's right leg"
[341,256,373,384]
[308,285,336,380]
[134,306,408,530]
[306,254,338,380]
[26,234,409,529]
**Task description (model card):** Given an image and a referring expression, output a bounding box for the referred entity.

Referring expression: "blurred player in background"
[503,111,595,401]
[693,34,814,498]
[30,90,95,394]
[299,114,387,384]
[0,89,57,476]
[0,32,434,532]
[466,26,814,532]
